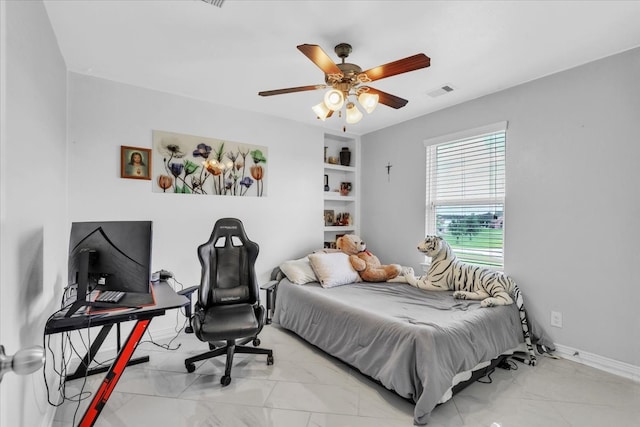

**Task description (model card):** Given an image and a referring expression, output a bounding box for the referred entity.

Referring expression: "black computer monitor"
[66,221,153,316]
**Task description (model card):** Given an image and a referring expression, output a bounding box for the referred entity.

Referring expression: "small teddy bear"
[336,234,402,282]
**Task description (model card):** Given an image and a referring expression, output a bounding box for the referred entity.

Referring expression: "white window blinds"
[425,122,507,268]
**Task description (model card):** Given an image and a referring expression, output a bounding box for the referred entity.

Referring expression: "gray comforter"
[272,279,524,425]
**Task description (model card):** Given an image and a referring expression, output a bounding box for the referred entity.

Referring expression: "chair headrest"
[209,218,253,248]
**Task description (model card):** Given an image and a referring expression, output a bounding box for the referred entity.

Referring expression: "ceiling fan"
[258,43,431,127]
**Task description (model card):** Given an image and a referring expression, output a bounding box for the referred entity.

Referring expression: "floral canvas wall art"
[152,130,267,197]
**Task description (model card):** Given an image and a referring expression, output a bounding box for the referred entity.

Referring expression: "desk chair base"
[185,339,273,386]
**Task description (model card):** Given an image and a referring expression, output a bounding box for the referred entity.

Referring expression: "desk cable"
[43,295,98,425]
[139,276,188,351]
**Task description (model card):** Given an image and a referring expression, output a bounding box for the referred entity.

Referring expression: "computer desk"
[45,280,189,427]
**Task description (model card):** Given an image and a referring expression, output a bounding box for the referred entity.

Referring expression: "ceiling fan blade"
[297,44,342,76]
[258,84,326,97]
[364,87,409,109]
[362,53,430,82]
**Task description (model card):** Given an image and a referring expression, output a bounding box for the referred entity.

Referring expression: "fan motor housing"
[327,63,363,88]
[337,62,362,76]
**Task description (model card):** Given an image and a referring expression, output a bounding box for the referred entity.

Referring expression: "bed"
[268,256,534,425]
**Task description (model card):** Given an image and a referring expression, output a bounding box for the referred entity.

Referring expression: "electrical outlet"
[550,311,563,328]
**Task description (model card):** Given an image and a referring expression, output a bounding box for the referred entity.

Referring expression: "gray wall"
[361,47,640,367]
[0,1,68,426]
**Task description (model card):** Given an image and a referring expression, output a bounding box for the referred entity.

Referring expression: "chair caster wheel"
[185,362,195,373]
[253,338,261,347]
[267,354,274,365]
[220,375,231,386]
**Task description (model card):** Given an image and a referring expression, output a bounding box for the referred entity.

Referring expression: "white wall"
[361,47,640,369]
[0,1,68,426]
[67,73,325,334]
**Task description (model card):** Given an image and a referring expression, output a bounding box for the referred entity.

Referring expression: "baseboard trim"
[42,404,57,427]
[553,343,640,382]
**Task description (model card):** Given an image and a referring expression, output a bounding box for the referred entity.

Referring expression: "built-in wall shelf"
[324,192,355,202]
[323,132,360,248]
[324,164,355,173]
[324,225,357,232]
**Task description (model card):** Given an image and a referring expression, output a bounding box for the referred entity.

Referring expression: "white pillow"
[308,252,360,288]
[279,257,317,285]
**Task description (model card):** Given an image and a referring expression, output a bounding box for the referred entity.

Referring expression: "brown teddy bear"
[336,234,402,282]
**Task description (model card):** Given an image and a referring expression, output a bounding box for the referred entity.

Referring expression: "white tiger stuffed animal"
[404,235,537,364]
[404,235,514,307]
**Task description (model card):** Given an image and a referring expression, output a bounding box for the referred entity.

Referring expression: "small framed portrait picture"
[324,209,335,226]
[121,146,151,180]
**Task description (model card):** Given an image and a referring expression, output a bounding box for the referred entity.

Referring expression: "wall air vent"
[427,84,455,98]
[201,0,225,7]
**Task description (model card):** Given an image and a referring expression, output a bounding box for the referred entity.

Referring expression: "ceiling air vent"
[201,0,225,7]
[427,84,455,98]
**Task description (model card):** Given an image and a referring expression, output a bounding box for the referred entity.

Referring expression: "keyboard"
[96,290,125,303]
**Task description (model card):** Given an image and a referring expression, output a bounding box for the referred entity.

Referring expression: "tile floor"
[52,323,640,427]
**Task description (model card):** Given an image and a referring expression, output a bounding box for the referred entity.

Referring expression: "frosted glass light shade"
[324,89,344,111]
[312,102,331,120]
[358,92,379,114]
[345,102,363,124]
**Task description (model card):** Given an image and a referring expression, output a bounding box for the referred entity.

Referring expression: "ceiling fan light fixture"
[324,89,344,111]
[312,102,331,121]
[346,102,363,124]
[259,43,429,128]
[358,92,379,114]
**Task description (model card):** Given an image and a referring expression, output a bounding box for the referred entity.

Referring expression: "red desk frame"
[79,318,150,427]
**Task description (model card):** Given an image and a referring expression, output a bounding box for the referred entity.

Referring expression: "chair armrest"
[260,280,279,324]
[178,285,199,333]
[260,280,279,291]
[178,285,199,298]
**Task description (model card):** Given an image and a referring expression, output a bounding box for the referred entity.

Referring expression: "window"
[424,122,507,268]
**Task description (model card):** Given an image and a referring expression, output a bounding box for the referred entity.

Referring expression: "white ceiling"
[43,0,640,136]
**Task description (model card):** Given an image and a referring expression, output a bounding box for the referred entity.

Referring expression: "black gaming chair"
[184,218,273,386]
